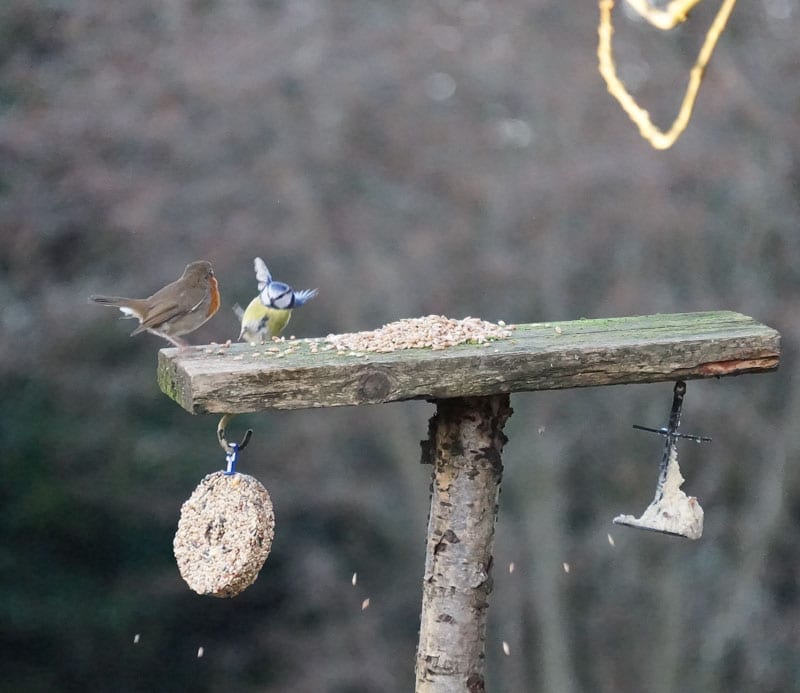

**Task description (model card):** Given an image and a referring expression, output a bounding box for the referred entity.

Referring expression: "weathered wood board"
[157,311,780,414]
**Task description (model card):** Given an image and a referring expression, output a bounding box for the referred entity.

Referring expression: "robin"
[89,260,220,348]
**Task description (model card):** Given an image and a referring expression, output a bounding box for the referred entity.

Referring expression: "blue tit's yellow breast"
[240,297,292,338]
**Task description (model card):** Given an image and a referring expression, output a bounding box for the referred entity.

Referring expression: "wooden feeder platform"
[157,310,780,692]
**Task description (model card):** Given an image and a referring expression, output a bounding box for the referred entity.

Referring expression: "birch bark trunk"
[415,395,512,693]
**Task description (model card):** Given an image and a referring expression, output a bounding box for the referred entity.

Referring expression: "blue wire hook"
[217,414,253,475]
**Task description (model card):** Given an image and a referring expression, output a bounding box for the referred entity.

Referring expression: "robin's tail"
[89,295,146,320]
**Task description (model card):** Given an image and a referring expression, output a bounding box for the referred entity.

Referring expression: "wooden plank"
[157,311,780,414]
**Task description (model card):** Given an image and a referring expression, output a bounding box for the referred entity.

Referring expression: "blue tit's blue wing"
[254,257,272,291]
[293,288,319,306]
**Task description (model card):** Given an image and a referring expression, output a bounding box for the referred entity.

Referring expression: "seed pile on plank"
[324,315,513,353]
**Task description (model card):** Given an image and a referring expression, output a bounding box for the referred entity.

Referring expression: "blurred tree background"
[1,0,799,691]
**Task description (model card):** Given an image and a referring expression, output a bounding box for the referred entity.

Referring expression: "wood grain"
[157,311,780,414]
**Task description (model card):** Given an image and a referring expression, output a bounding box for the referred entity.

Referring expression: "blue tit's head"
[262,281,295,309]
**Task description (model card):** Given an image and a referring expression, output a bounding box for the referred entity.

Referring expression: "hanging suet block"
[174,471,275,597]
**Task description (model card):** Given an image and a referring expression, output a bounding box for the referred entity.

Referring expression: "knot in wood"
[466,673,486,693]
[357,367,393,402]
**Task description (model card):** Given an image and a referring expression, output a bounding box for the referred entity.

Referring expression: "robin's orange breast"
[207,276,220,317]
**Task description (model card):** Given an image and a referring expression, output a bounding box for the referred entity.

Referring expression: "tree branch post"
[416,395,513,693]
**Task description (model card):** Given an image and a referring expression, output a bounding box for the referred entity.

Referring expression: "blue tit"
[236,257,318,344]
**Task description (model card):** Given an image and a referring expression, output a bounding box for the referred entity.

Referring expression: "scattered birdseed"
[502,641,511,656]
[133,633,140,644]
[325,315,513,353]
[352,572,358,587]
[197,646,205,658]
[607,533,616,547]
[563,562,570,573]
[508,562,515,574]
[361,598,371,611]
[174,471,275,598]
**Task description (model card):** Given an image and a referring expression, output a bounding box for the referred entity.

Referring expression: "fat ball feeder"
[173,415,275,597]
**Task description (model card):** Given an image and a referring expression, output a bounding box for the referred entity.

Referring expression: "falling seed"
[352,572,358,587]
[563,562,570,573]
[607,533,615,547]
[361,598,370,611]
[133,633,140,644]
[197,646,204,658]
[537,426,546,435]
[502,641,511,656]
[508,562,515,574]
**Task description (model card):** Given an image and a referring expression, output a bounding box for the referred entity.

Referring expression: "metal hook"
[633,381,710,505]
[632,381,712,446]
[631,425,712,443]
[217,414,253,475]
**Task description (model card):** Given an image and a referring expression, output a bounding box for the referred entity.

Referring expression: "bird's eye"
[274,291,293,309]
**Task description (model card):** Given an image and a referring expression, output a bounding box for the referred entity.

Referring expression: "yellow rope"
[624,0,702,29]
[597,0,738,150]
